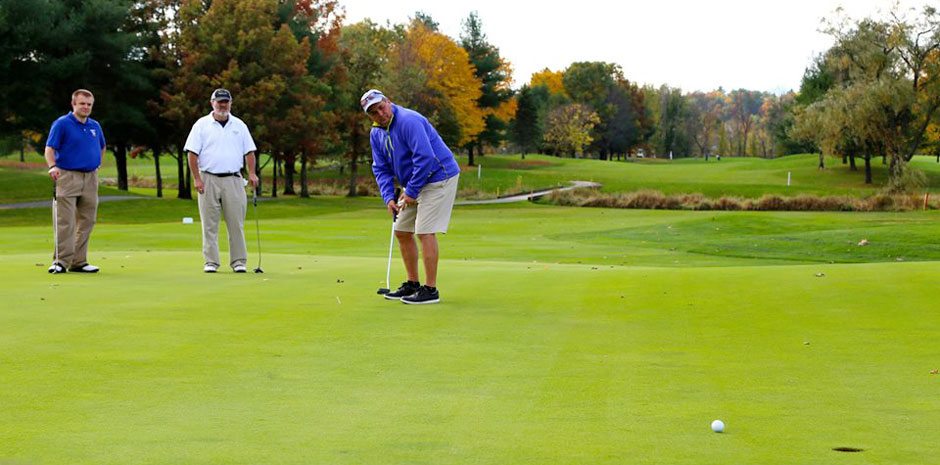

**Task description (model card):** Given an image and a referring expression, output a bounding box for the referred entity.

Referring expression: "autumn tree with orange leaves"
[380,20,485,148]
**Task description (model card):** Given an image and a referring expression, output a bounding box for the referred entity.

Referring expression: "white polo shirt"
[184,113,257,174]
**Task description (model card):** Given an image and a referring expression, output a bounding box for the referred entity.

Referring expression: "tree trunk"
[176,147,190,199]
[818,152,825,170]
[254,157,262,199]
[271,154,278,198]
[185,150,192,199]
[348,126,361,197]
[347,150,359,197]
[864,155,872,184]
[849,154,857,171]
[467,145,475,166]
[300,148,309,198]
[114,143,128,191]
[154,146,163,198]
[887,153,905,191]
[282,151,296,195]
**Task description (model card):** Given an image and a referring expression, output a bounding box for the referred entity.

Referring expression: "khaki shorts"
[395,175,459,234]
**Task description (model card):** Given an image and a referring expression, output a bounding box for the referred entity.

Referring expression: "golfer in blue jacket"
[361,89,460,305]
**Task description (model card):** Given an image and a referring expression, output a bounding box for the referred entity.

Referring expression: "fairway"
[2,199,939,464]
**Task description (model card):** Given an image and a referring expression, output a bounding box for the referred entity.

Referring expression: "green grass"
[450,153,940,198]
[7,151,940,203]
[2,195,940,464]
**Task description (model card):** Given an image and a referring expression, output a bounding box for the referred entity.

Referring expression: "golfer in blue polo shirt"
[44,89,106,274]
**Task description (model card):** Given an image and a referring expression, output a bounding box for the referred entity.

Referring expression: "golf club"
[50,180,61,273]
[251,185,264,273]
[377,188,402,294]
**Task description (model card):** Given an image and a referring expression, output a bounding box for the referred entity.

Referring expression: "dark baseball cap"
[211,88,232,101]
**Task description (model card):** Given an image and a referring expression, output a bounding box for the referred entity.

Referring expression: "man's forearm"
[44,147,57,168]
[187,153,201,181]
[245,152,256,174]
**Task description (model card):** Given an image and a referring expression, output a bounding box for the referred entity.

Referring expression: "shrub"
[754,195,786,211]
[543,188,935,212]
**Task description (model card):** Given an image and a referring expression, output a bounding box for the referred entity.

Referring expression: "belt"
[205,171,241,177]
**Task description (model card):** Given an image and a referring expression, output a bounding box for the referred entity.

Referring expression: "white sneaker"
[68,263,99,273]
[48,263,66,274]
[233,265,247,273]
[204,264,218,273]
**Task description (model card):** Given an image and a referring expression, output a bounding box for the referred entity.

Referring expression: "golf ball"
[711,419,725,433]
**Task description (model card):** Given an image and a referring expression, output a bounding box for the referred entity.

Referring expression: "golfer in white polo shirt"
[184,88,259,273]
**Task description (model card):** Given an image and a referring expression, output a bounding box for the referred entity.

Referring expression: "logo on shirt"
[90,129,97,138]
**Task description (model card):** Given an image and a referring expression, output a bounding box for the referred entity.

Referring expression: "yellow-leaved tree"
[530,69,568,98]
[382,22,485,147]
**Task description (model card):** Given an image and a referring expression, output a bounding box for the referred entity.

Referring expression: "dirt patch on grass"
[0,160,45,170]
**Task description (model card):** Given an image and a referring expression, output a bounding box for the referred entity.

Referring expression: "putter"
[50,181,61,273]
[377,188,402,294]
[251,186,264,273]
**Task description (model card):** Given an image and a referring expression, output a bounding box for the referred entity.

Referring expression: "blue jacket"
[370,104,460,204]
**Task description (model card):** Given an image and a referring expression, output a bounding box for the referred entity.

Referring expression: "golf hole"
[832,447,864,453]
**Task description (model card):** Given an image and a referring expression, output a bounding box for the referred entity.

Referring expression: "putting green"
[1,202,938,464]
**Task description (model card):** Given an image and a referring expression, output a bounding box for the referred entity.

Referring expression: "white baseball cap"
[360,89,385,113]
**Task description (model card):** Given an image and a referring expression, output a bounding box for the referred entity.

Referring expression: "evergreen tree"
[459,11,514,165]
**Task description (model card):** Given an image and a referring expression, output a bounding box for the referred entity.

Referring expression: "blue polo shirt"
[46,113,106,172]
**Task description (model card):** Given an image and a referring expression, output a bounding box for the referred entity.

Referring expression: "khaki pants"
[54,169,98,268]
[197,173,247,268]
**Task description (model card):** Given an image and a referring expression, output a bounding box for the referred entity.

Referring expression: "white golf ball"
[711,419,725,433]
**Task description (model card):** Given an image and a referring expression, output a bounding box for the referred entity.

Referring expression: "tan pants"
[197,173,247,268]
[395,175,459,234]
[54,169,98,268]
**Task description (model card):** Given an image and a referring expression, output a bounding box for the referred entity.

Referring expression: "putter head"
[377,288,390,295]
[254,267,264,274]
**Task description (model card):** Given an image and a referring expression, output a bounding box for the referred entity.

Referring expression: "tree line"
[1,1,938,197]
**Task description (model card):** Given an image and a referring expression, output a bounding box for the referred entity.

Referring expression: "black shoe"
[384,281,421,300]
[68,263,99,273]
[401,285,440,305]
[48,263,66,274]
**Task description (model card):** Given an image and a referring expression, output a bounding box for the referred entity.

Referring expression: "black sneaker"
[401,285,440,305]
[385,281,421,300]
[68,263,99,273]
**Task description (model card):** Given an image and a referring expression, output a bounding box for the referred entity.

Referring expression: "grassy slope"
[6,151,940,203]
[454,153,940,198]
[4,198,940,266]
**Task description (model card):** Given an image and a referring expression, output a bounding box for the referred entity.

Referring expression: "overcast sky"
[340,0,933,93]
